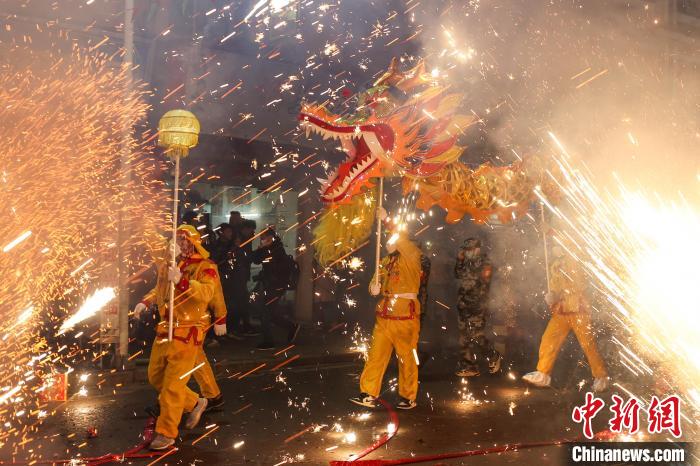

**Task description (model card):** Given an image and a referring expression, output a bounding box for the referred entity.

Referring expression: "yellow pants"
[360,317,420,401]
[193,347,220,399]
[148,332,201,439]
[536,313,607,379]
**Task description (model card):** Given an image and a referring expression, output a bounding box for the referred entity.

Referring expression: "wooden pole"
[540,202,551,293]
[168,153,181,342]
[374,178,384,288]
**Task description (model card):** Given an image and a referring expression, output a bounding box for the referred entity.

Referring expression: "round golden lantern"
[157,109,200,158]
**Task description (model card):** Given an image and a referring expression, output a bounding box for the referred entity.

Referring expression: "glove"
[378,207,388,221]
[133,302,147,319]
[369,282,381,296]
[544,292,556,307]
[214,323,227,336]
[168,265,182,284]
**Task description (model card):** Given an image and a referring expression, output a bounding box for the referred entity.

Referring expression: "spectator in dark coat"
[251,228,299,350]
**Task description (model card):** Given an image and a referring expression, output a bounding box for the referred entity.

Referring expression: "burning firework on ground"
[0,43,168,450]
[58,287,117,335]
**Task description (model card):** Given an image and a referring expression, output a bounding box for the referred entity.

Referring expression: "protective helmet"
[176,224,210,259]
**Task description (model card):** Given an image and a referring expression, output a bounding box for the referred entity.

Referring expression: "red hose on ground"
[331,402,613,466]
[343,397,400,463]
[0,417,167,466]
[331,439,573,466]
[84,416,162,466]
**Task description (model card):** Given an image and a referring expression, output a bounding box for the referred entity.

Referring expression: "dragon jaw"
[299,110,395,203]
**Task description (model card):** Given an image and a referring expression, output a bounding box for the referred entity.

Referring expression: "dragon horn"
[374,57,402,87]
[396,60,429,92]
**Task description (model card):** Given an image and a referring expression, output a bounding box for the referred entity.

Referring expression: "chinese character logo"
[572,392,605,439]
[609,394,641,434]
[573,392,683,439]
[648,395,682,438]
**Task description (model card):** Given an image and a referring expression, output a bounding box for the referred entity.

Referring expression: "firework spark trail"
[57,287,116,335]
[541,136,700,416]
[0,44,168,452]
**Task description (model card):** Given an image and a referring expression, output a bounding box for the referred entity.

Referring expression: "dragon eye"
[405,155,423,167]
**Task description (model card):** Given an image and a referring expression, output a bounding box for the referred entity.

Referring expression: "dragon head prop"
[301,59,560,266]
[299,57,475,204]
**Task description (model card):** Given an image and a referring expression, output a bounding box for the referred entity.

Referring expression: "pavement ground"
[1,325,696,465]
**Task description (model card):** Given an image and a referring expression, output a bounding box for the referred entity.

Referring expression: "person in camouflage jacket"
[455,238,502,377]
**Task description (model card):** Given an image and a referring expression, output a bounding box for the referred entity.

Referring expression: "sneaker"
[349,393,377,408]
[205,339,220,348]
[488,353,503,374]
[592,377,610,393]
[206,394,224,411]
[396,398,417,410]
[522,371,551,388]
[455,366,480,377]
[184,397,208,429]
[256,342,276,351]
[287,324,301,343]
[149,433,175,450]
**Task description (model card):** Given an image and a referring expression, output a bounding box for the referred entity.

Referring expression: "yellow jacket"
[370,235,422,319]
[142,254,223,335]
[549,254,588,314]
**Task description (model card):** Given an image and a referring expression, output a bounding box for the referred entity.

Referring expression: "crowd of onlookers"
[183,210,300,351]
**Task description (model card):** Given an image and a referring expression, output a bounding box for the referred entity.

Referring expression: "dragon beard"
[313,186,377,267]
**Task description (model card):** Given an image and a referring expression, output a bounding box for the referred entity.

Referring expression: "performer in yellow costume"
[192,269,227,405]
[350,213,422,410]
[523,246,609,392]
[133,225,227,450]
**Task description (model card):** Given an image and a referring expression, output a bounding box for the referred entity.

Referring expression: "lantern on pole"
[157,110,200,342]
